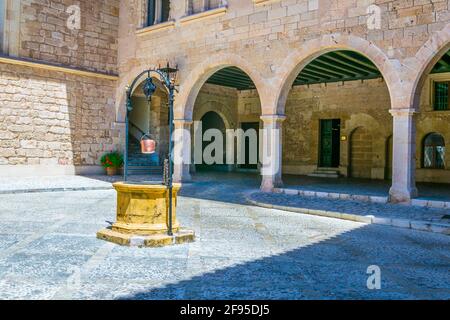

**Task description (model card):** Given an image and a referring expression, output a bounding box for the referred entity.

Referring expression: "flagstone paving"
[248,192,450,225]
[0,176,449,300]
[283,175,450,201]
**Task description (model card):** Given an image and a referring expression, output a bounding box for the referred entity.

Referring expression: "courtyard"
[0,174,448,300]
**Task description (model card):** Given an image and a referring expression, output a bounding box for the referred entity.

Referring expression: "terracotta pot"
[141,137,156,154]
[106,167,118,176]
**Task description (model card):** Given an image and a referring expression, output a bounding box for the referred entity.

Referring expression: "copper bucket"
[141,134,156,154]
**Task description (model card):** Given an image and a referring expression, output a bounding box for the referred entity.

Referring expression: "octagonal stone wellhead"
[97,182,195,247]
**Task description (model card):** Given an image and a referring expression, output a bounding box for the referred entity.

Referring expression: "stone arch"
[273,34,400,115]
[343,113,388,139]
[409,22,450,110]
[175,53,268,120]
[345,114,390,180]
[193,100,234,130]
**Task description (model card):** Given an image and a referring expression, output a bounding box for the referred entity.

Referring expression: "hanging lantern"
[142,76,156,102]
[141,134,156,154]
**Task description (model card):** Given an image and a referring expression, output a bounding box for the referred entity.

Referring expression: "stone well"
[97,182,195,247]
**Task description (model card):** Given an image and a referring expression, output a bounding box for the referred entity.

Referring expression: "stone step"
[127,166,163,175]
[308,173,340,178]
[308,168,340,178]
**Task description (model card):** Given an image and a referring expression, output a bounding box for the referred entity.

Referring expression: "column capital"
[173,119,194,126]
[260,114,287,123]
[389,108,417,117]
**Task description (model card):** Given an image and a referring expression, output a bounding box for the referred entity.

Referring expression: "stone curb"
[246,195,450,236]
[274,188,450,209]
[0,186,114,195]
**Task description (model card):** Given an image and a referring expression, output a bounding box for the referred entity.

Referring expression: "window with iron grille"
[187,0,225,15]
[433,81,449,111]
[423,133,446,169]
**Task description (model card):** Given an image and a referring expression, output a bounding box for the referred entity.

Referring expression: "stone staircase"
[307,168,340,179]
[127,134,163,176]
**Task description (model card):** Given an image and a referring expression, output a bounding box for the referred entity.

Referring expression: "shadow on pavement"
[120,224,450,300]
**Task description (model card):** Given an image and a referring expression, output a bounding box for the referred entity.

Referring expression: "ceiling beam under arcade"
[315,56,369,76]
[204,51,387,90]
[431,50,450,74]
[333,51,380,73]
[303,65,347,79]
[207,73,254,86]
[318,54,373,75]
[294,50,382,86]
[207,79,254,91]
[206,67,256,90]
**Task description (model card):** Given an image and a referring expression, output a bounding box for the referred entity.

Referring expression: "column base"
[389,187,418,203]
[174,164,192,183]
[260,175,283,193]
[97,228,195,247]
[173,173,192,183]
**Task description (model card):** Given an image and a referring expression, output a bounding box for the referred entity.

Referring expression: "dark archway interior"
[295,50,382,85]
[197,111,228,172]
[206,67,256,90]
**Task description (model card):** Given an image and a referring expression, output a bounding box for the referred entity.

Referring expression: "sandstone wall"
[0,63,118,176]
[119,0,450,94]
[20,0,119,74]
[0,0,121,176]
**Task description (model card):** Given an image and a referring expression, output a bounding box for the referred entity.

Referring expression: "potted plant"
[101,151,124,176]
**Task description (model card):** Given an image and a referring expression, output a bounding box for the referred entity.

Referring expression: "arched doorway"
[350,127,374,179]
[127,79,168,175]
[196,111,228,172]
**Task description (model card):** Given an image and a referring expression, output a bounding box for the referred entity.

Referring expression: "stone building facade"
[0,0,120,176]
[1,0,450,203]
[117,0,450,202]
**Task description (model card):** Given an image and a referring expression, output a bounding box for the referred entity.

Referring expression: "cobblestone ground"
[0,176,449,300]
[249,192,450,224]
[0,175,162,194]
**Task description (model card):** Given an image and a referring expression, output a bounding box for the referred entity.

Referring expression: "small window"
[188,0,224,15]
[423,133,446,169]
[147,0,171,27]
[433,81,449,111]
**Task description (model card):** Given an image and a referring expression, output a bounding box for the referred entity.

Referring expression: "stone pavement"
[248,192,450,235]
[1,172,449,234]
[0,175,162,194]
[284,175,450,202]
[0,186,449,300]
